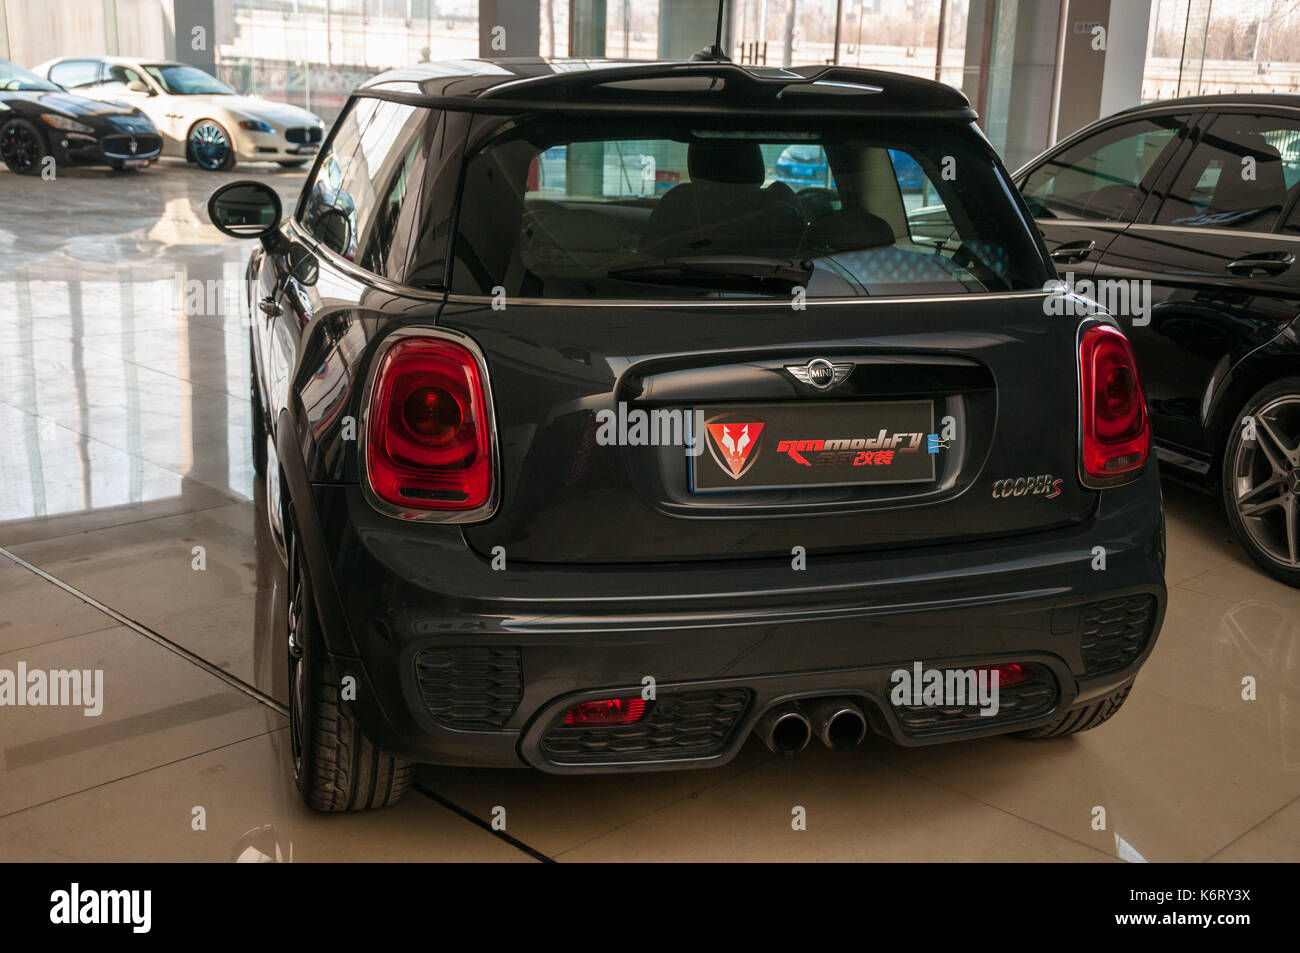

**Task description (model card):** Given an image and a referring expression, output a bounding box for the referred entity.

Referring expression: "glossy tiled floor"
[2,162,1298,862]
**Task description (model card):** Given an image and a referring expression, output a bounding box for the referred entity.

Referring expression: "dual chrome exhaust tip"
[753,698,868,755]
[754,706,814,754]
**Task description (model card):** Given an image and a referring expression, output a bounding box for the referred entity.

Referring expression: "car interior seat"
[639,140,806,257]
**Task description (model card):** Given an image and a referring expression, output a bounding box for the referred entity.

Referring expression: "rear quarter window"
[298,97,442,282]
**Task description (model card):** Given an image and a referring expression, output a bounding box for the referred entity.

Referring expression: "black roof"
[1028,92,1300,168]
[1114,92,1300,114]
[358,57,977,119]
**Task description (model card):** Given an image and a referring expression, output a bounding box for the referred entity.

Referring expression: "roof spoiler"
[478,61,971,110]
[358,60,977,121]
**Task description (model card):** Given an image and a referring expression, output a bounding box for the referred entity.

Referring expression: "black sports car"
[1017,95,1300,587]
[0,59,161,174]
[209,57,1167,811]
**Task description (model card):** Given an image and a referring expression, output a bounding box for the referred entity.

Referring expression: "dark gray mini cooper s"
[207,57,1167,811]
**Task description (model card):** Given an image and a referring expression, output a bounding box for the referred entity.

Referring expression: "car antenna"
[690,0,731,61]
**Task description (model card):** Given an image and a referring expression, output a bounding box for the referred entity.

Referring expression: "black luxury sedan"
[208,57,1167,810]
[1016,95,1300,587]
[0,59,161,174]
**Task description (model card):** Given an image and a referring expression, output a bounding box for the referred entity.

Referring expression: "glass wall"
[595,0,662,58]
[1145,0,1300,101]
[213,0,480,122]
[3,0,976,125]
[729,0,970,88]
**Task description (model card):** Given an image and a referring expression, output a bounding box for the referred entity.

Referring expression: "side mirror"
[126,80,152,94]
[208,180,282,244]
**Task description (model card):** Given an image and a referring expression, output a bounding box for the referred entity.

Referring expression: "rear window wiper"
[608,255,814,290]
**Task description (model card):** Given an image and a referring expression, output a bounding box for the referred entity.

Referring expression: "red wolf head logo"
[705,419,765,480]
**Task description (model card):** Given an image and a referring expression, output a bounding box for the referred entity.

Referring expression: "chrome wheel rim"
[191,122,229,170]
[0,122,41,173]
[1232,394,1300,569]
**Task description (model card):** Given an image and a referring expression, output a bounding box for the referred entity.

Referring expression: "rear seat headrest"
[688,141,766,186]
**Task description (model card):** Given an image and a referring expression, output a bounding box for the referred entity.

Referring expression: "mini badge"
[705,417,765,480]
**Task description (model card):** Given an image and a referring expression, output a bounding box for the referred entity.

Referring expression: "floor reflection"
[0,162,304,533]
[1216,600,1300,772]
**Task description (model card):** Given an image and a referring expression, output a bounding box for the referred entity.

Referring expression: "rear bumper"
[305,467,1166,772]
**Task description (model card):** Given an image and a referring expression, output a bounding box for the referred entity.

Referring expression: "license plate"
[688,400,936,493]
[291,145,319,155]
[120,158,148,169]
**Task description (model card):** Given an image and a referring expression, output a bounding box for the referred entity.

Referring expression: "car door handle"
[1226,254,1295,277]
[1050,240,1096,264]
[258,297,282,318]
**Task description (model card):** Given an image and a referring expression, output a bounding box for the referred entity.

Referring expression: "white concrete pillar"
[479,0,541,57]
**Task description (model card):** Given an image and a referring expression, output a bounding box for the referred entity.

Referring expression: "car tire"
[277,160,309,169]
[188,119,237,171]
[1015,682,1132,739]
[1220,377,1300,588]
[286,513,412,811]
[250,332,268,478]
[0,117,49,175]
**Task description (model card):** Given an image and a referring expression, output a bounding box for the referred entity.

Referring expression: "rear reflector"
[1079,323,1149,485]
[564,697,648,725]
[366,336,493,512]
[975,663,1037,689]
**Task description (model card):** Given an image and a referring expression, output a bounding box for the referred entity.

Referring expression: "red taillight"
[366,336,493,511]
[975,663,1037,688]
[563,697,648,725]
[1079,323,1149,484]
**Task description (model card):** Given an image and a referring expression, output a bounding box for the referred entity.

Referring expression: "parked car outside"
[34,55,325,171]
[0,59,160,174]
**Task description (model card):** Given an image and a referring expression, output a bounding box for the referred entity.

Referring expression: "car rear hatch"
[424,71,1090,564]
[444,291,1093,564]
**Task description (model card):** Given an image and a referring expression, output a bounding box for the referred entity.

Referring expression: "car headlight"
[239,119,273,133]
[41,113,94,134]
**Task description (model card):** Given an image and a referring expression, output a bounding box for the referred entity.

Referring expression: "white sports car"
[33,56,325,171]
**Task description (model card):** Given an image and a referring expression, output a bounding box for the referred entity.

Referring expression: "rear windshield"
[451,116,1048,299]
